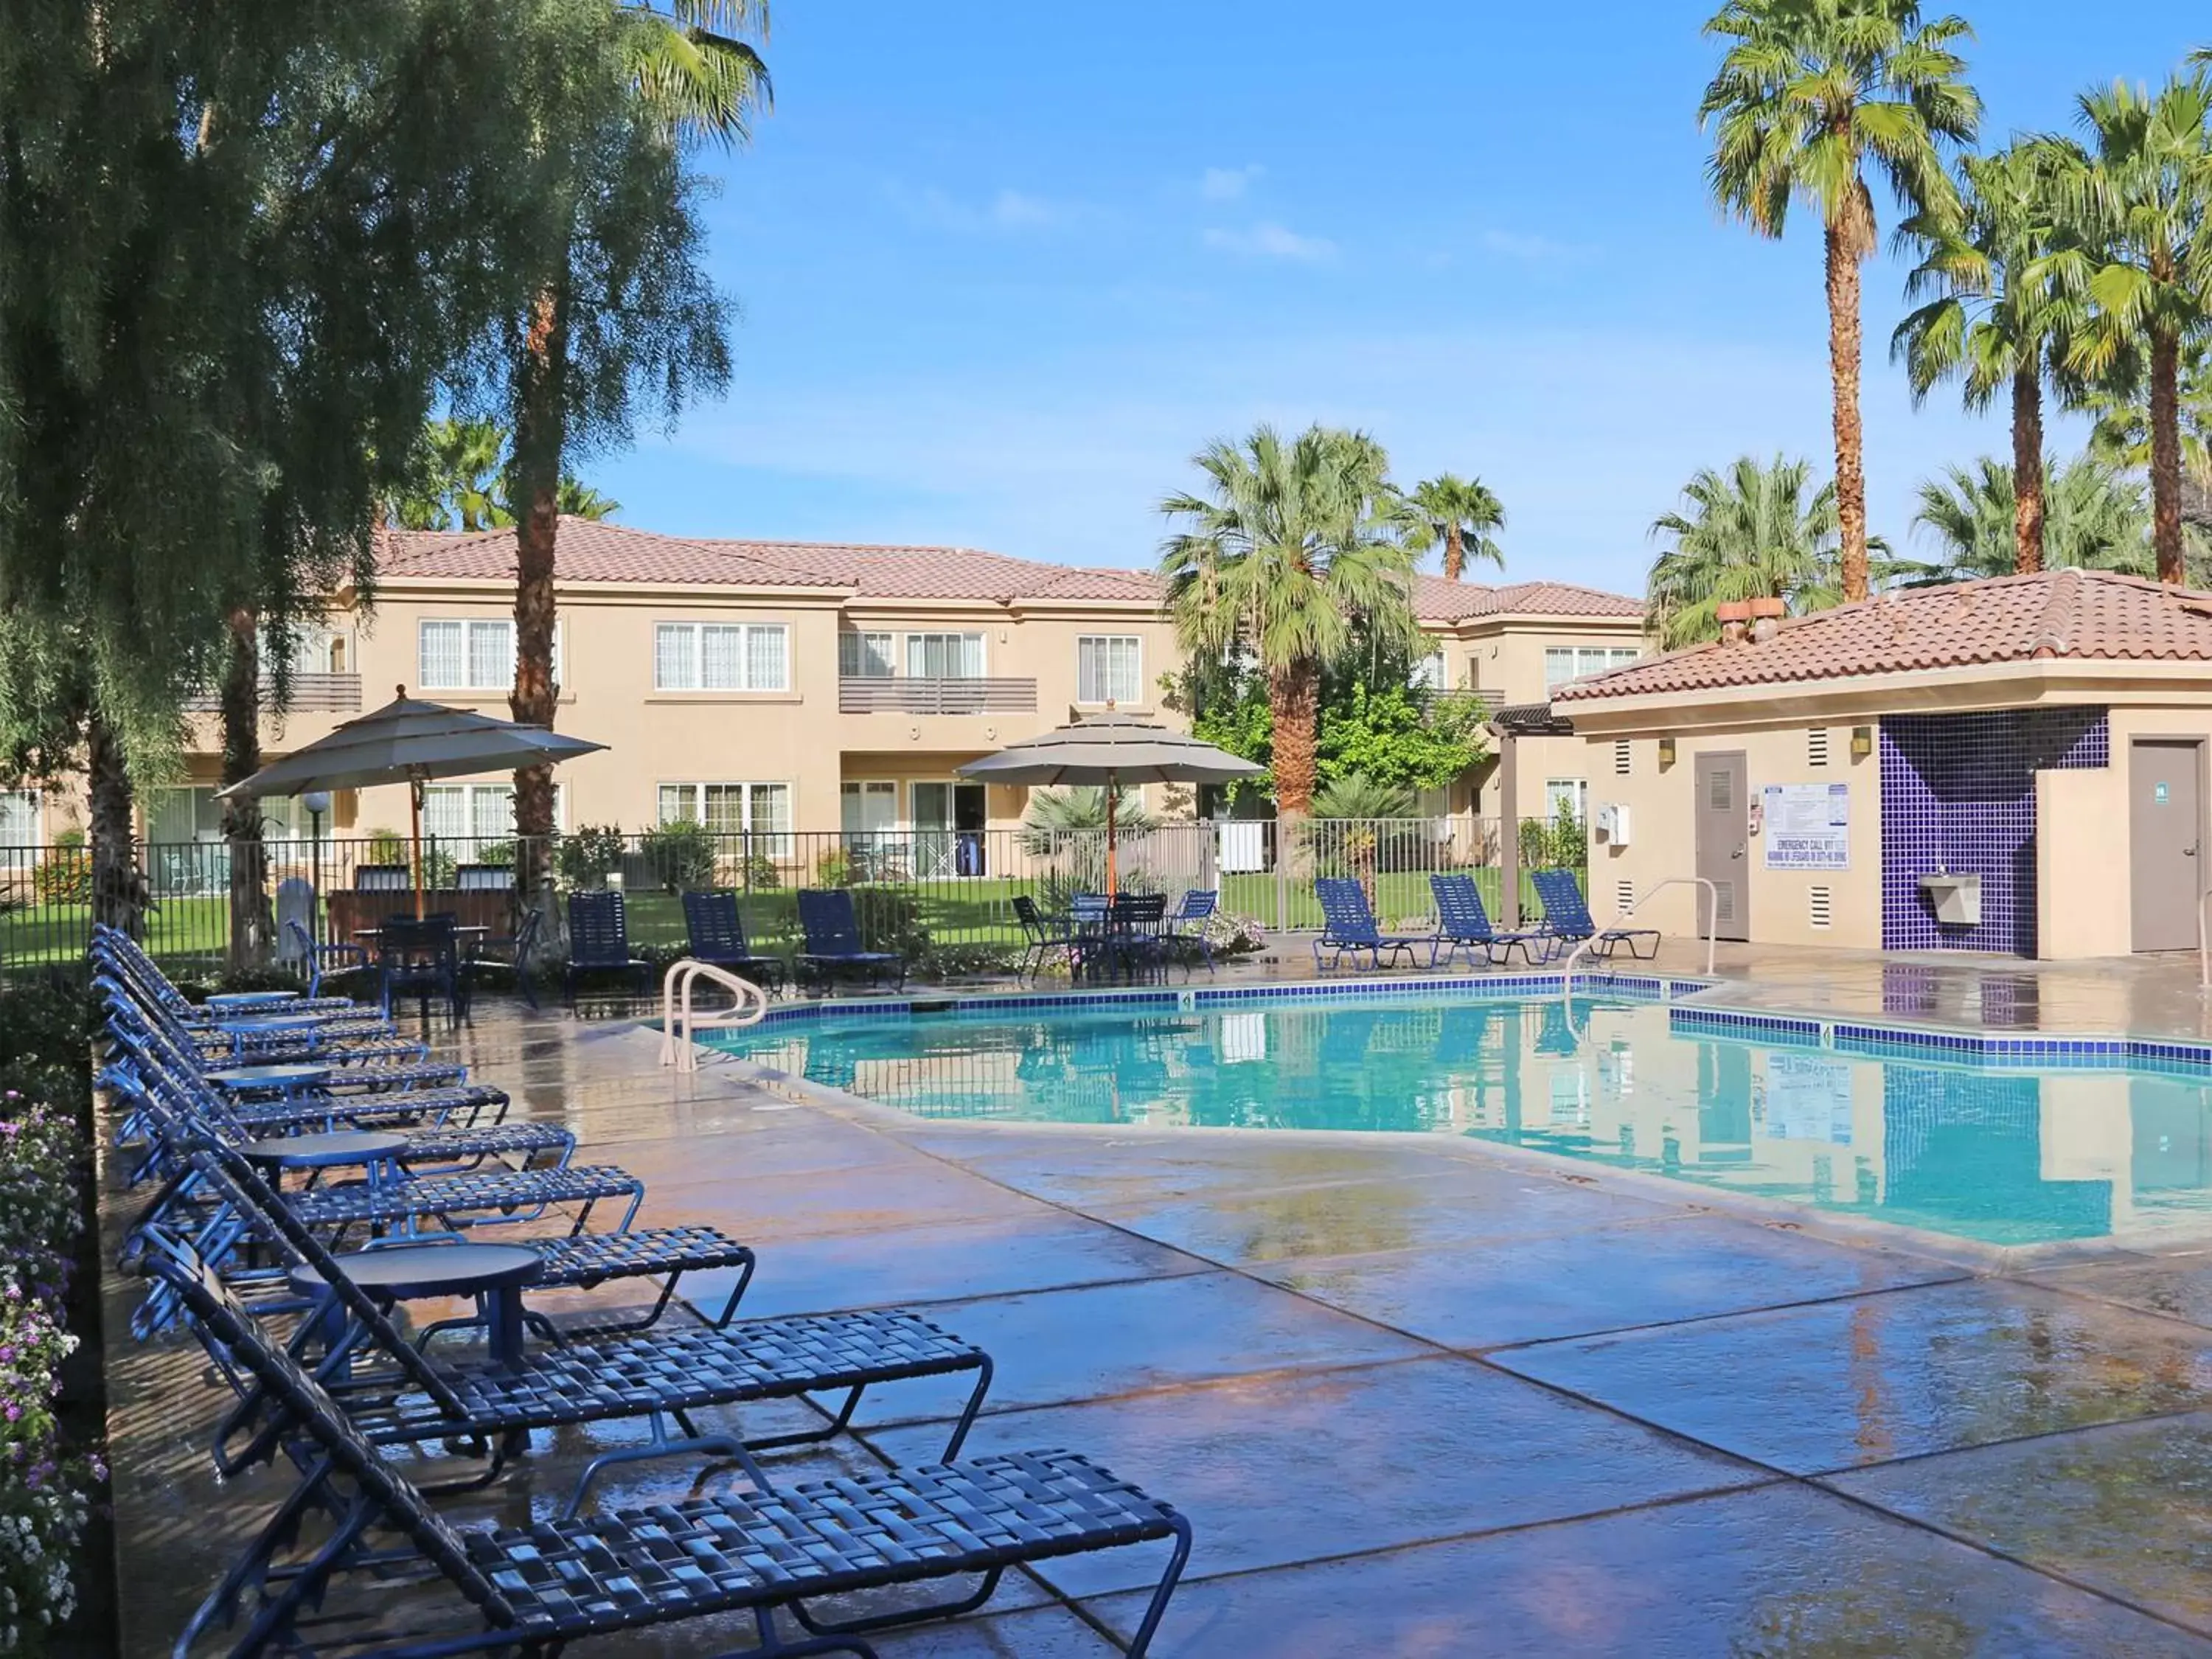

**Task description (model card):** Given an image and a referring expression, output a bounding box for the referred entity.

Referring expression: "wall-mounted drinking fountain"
[1918,869,1982,927]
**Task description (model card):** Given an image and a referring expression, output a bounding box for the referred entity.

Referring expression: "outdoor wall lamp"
[1657,737,1677,768]
[1851,726,1874,759]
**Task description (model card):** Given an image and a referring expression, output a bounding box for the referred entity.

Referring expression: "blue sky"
[592,2,2211,597]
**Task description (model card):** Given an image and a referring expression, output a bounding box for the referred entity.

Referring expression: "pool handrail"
[1559,875,1717,987]
[658,959,772,1071]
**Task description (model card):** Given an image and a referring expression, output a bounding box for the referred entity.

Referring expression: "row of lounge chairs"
[569,886,907,1006]
[1314,870,1661,973]
[93,925,1191,1657]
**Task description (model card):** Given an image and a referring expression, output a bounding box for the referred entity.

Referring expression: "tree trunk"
[1270,655,1321,818]
[2011,365,2045,576]
[219,605,274,973]
[86,708,142,937]
[1443,521,1464,582]
[2152,326,2185,585]
[1825,222,1870,602]
[509,282,568,933]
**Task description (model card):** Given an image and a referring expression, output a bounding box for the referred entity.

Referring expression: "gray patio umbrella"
[219,686,606,917]
[956,708,1263,895]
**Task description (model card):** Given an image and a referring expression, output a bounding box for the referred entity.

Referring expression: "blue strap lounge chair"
[1532,867,1661,961]
[1312,877,1433,972]
[144,1233,1190,1659]
[681,889,788,993]
[1166,888,1220,975]
[565,889,652,1006]
[1430,874,1552,967]
[797,887,907,992]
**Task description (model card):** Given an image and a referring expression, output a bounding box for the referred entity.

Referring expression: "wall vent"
[1613,740,1632,776]
[1616,880,1637,916]
[1809,885,1833,929]
[1808,728,1830,768]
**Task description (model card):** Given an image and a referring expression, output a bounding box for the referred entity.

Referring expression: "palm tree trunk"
[509,282,568,924]
[2152,326,2185,585]
[1443,521,1464,582]
[2011,365,2045,576]
[1825,223,1870,602]
[87,707,142,936]
[1270,656,1321,823]
[220,604,273,971]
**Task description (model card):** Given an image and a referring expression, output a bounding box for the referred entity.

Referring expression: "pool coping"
[669,970,2212,1270]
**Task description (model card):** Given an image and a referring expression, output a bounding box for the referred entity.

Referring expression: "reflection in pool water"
[702,997,2212,1246]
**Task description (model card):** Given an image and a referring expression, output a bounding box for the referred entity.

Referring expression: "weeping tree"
[0,0,644,953]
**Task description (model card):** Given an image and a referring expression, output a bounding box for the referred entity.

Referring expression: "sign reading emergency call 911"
[1762,782,1850,870]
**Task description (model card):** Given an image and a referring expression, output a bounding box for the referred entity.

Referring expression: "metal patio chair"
[796,887,906,992]
[1531,867,1661,961]
[1430,874,1552,968]
[564,889,653,1007]
[1312,877,1433,972]
[681,888,789,994]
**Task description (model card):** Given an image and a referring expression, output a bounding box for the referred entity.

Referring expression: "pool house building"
[1552,569,2212,961]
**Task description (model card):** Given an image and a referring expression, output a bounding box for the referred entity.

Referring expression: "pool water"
[703,995,2212,1247]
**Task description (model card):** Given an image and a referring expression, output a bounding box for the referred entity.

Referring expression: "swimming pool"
[700,992,2212,1248]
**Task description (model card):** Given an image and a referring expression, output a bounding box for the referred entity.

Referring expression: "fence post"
[1272,822,1288,934]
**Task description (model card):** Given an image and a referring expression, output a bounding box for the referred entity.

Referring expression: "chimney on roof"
[1748,596,1786,644]
[1716,599,1753,646]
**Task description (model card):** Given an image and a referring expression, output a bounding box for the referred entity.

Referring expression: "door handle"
[1731,846,1745,859]
[2188,846,2199,858]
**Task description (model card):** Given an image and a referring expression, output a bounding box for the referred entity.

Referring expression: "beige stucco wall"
[1576,721,1882,947]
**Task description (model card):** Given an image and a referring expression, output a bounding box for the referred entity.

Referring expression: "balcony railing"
[839,675,1038,714]
[184,673,364,714]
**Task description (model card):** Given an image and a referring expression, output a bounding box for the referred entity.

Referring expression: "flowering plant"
[0,1093,100,1655]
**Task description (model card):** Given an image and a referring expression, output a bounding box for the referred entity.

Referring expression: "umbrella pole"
[409,774,426,920]
[1105,769,1119,899]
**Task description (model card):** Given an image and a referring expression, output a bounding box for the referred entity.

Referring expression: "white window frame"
[417,618,561,692]
[840,779,897,833]
[838,632,895,678]
[654,622,790,692]
[1410,647,1448,692]
[421,781,563,842]
[1543,645,1639,692]
[1544,778,1589,823]
[1076,635,1144,705]
[903,632,986,680]
[658,780,793,855]
[0,789,41,852]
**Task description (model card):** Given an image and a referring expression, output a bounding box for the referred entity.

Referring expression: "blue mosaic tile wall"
[1879,709,2108,955]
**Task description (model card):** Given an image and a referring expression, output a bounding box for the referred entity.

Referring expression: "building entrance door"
[1694,751,1750,942]
[912,782,990,878]
[2130,740,2204,952]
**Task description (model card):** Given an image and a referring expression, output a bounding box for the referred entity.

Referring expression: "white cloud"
[1481,228,1585,262]
[1202,221,1337,262]
[1199,164,1265,201]
[891,183,1089,234]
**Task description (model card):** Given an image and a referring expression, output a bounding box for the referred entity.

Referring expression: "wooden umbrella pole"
[1105,768,1119,899]
[409,772,427,919]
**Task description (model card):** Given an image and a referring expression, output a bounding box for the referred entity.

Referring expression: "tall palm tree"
[1159,425,1419,830]
[1646,454,1863,649]
[1400,473,1506,581]
[1904,453,2150,582]
[2037,72,2212,584]
[1700,0,1980,602]
[1893,142,2082,574]
[2081,326,2212,487]
[509,1,768,894]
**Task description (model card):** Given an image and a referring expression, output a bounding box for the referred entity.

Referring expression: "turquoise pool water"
[703,995,2212,1246]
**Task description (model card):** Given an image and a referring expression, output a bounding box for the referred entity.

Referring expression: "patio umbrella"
[218,686,607,917]
[956,708,1264,895]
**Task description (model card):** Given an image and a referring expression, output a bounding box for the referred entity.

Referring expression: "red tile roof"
[1555,568,2212,703]
[1413,574,1644,622]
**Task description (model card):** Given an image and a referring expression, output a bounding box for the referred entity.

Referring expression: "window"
[838,632,894,678]
[147,787,223,844]
[1545,779,1589,823]
[417,619,559,692]
[1544,646,1641,691]
[658,781,792,854]
[422,782,562,843]
[905,633,984,679]
[1077,636,1143,704]
[1410,647,1448,692]
[841,780,897,836]
[655,622,788,692]
[0,790,40,848]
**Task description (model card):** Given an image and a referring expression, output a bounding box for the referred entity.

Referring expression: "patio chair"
[564,889,652,1007]
[1532,868,1660,961]
[92,923,371,1024]
[1107,891,1172,984]
[375,915,465,1021]
[1012,894,1078,983]
[143,1234,1189,1659]
[681,888,789,994]
[467,906,541,1010]
[1430,874,1551,968]
[1166,888,1220,976]
[1312,877,1433,972]
[281,918,373,1000]
[796,887,906,992]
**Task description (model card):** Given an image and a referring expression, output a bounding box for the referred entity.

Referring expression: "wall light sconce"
[1851,725,1874,759]
[1657,737,1677,768]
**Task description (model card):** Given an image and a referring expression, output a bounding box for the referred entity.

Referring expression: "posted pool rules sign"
[1764,782,1850,870]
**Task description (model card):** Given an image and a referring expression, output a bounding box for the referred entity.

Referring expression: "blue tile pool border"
[1660,1008,2212,1075]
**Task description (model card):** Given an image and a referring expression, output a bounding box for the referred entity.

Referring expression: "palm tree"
[2037,72,2212,584]
[1893,142,2082,573]
[1159,425,1419,830]
[557,477,621,520]
[1645,454,1862,649]
[1700,0,1980,602]
[1400,473,1506,581]
[2081,330,2212,487]
[1904,453,2150,582]
[508,1,768,897]
[1311,772,1417,911]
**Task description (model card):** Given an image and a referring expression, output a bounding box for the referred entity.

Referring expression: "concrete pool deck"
[100,962,2212,1656]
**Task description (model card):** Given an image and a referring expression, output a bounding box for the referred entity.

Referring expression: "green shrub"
[849,886,930,958]
[813,849,854,888]
[737,853,781,891]
[30,832,88,908]
[364,827,407,866]
[639,819,716,893]
[556,824,625,890]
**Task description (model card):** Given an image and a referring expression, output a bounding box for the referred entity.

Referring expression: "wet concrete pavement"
[101,993,2212,1657]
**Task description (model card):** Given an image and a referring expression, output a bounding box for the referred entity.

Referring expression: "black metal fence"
[0,815,1586,977]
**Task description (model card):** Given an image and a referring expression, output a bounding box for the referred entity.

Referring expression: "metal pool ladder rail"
[658,959,771,1071]
[1559,875,1718,989]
